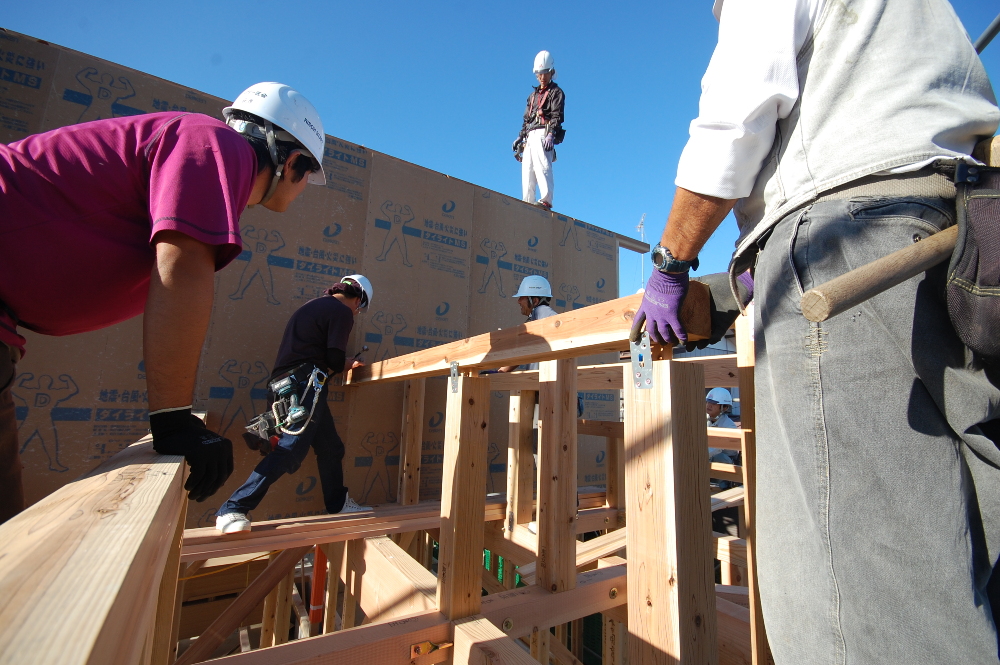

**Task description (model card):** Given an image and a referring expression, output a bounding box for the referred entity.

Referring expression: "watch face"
[652,246,667,268]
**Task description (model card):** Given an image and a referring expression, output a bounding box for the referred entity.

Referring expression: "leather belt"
[815,166,957,202]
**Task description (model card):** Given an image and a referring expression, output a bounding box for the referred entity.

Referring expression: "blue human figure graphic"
[478,238,507,297]
[559,216,580,250]
[230,226,285,305]
[370,312,407,362]
[218,360,269,436]
[375,200,414,267]
[74,67,136,123]
[359,431,399,503]
[12,373,78,472]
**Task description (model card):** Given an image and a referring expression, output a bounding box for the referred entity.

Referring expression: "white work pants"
[521,128,554,206]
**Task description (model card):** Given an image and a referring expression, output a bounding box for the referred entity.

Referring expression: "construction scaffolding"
[0,292,769,665]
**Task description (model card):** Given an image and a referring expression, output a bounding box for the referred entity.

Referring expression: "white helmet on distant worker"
[341,274,373,309]
[224,82,326,186]
[706,387,733,407]
[533,50,554,73]
[514,275,552,298]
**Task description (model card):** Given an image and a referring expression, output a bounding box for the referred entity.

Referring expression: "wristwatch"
[651,244,699,273]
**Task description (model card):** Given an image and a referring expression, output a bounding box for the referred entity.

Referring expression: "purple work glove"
[542,133,554,151]
[630,270,689,345]
[737,270,754,301]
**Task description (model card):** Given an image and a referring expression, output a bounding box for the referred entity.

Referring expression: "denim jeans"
[218,386,347,517]
[753,197,1000,664]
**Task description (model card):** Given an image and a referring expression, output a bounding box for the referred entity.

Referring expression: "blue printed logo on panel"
[428,411,444,429]
[296,476,317,495]
[527,236,539,248]
[596,278,606,290]
[596,450,606,464]
[442,200,456,214]
[323,223,342,238]
[436,302,451,317]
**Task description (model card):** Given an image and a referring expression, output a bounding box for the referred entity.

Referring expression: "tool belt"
[243,363,328,453]
[947,162,1000,362]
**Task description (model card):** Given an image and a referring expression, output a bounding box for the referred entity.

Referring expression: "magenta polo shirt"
[0,112,257,356]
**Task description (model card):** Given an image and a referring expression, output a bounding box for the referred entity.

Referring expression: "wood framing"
[624,358,718,664]
[736,313,774,665]
[398,378,426,506]
[490,364,626,392]
[436,374,491,619]
[351,536,437,621]
[536,357,578,593]
[174,546,311,665]
[0,440,185,665]
[506,389,536,533]
[347,289,710,385]
[453,616,538,665]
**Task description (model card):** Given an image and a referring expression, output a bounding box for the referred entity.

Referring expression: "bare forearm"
[660,187,737,262]
[144,232,217,411]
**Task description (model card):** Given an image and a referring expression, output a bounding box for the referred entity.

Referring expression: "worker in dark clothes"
[216,275,374,534]
[0,82,328,523]
[513,51,565,209]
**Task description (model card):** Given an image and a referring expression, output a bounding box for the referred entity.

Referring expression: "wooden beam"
[577,419,624,438]
[714,534,748,569]
[258,553,281,647]
[437,374,491,620]
[480,564,626,639]
[174,546,310,665]
[550,633,585,665]
[353,536,437,622]
[616,233,650,254]
[398,378,426,506]
[735,312,773,665]
[624,358,718,664]
[675,353,740,388]
[530,629,550,663]
[320,542,345,634]
[484,522,537,567]
[490,364,626,392]
[507,390,536,533]
[606,434,625,513]
[454,616,539,665]
[518,529,626,585]
[342,540,364,630]
[710,463,744,483]
[272,569,295,646]
[603,612,626,665]
[346,289,711,385]
[0,439,186,665]
[536,358,578,594]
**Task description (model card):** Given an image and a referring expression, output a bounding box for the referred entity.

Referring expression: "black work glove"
[685,271,754,352]
[150,408,234,502]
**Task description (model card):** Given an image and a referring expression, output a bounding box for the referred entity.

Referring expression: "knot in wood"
[551,584,558,591]
[553,320,561,328]
[481,421,487,429]
[694,614,702,627]
[468,398,475,405]
[562,444,568,451]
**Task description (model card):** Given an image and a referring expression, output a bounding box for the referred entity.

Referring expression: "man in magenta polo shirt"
[0,82,328,523]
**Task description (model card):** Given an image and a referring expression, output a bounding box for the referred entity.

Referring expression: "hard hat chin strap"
[258,120,284,206]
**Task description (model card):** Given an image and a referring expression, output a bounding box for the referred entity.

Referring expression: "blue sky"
[4,1,1000,296]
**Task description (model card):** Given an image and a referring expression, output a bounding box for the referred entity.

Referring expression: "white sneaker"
[216,512,251,534]
[338,496,371,513]
[526,521,538,535]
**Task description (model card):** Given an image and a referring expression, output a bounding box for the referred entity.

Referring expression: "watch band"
[651,244,699,273]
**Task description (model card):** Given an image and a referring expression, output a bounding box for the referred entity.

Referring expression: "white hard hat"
[712,0,724,21]
[342,274,373,309]
[514,275,552,298]
[533,50,554,73]
[706,387,733,406]
[224,82,326,186]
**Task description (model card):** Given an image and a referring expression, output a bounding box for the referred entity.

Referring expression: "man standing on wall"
[216,275,374,533]
[0,82,328,523]
[631,1,1000,661]
[514,51,565,210]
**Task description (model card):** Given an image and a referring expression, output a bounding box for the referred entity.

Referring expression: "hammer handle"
[799,224,957,322]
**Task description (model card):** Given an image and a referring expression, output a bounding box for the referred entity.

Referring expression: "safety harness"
[244,363,328,454]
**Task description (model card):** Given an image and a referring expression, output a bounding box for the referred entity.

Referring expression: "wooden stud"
[530,628,550,664]
[342,540,365,629]
[507,389,537,535]
[170,560,204,657]
[606,436,625,513]
[624,357,718,664]
[602,614,625,665]
[453,615,540,665]
[398,378,426,506]
[736,312,774,665]
[354,536,436,621]
[551,634,585,665]
[436,374,491,620]
[272,569,294,646]
[259,554,281,648]
[174,546,310,665]
[570,618,582,658]
[536,358,578,594]
[320,541,345,634]
[150,500,188,665]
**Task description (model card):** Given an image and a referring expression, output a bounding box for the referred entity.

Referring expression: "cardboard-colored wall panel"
[5,28,622,525]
